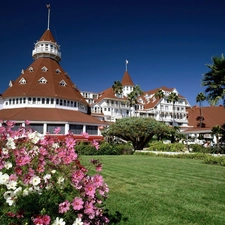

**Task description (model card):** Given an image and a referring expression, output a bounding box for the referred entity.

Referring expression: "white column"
[43,123,47,135]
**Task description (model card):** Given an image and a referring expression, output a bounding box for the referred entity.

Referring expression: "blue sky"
[1,0,225,106]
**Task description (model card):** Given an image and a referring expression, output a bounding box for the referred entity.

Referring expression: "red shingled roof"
[2,57,87,105]
[39,29,57,43]
[187,105,225,129]
[121,71,134,86]
[0,108,105,125]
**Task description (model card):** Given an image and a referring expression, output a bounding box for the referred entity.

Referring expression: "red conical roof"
[39,29,56,43]
[121,71,134,86]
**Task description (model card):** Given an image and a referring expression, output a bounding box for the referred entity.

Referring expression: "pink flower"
[92,140,99,150]
[16,155,31,166]
[0,126,6,133]
[81,132,89,138]
[85,183,96,198]
[72,197,84,210]
[54,127,61,134]
[93,174,104,187]
[59,200,71,213]
[25,120,30,125]
[65,137,76,149]
[84,201,94,215]
[96,163,102,172]
[42,215,51,225]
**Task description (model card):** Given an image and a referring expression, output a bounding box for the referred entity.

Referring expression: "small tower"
[32,4,61,62]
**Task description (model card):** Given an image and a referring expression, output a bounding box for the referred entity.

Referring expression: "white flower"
[3,191,16,206]
[4,161,12,169]
[2,148,8,155]
[23,188,30,196]
[72,218,84,225]
[0,172,9,185]
[14,186,22,195]
[6,180,17,190]
[57,176,64,184]
[28,131,43,144]
[30,175,41,186]
[52,143,59,148]
[43,174,51,182]
[52,217,66,225]
[51,170,56,174]
[6,137,16,149]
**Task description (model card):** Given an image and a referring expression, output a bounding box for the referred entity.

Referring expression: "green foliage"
[189,144,210,153]
[204,154,225,166]
[103,117,170,150]
[148,141,186,152]
[76,141,134,155]
[202,54,225,106]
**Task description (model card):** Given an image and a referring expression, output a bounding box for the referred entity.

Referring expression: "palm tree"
[196,92,206,128]
[202,54,225,106]
[112,81,123,97]
[211,125,221,149]
[168,92,179,126]
[130,85,143,116]
[112,81,123,117]
[155,89,165,121]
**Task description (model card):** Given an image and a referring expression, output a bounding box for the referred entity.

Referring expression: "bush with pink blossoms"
[0,121,109,225]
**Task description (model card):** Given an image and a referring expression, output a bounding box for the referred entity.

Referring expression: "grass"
[81,155,225,225]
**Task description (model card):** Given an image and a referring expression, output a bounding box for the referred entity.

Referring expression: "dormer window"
[38,77,48,84]
[55,68,61,74]
[21,69,24,74]
[29,67,34,72]
[59,80,67,86]
[41,66,48,72]
[19,77,27,84]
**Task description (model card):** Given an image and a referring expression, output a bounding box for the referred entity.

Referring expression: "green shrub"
[204,155,225,166]
[148,141,185,152]
[189,144,210,153]
[76,141,134,155]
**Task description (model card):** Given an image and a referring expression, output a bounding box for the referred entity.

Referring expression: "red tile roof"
[2,58,87,105]
[187,105,225,129]
[0,108,105,125]
[121,71,134,86]
[39,30,56,43]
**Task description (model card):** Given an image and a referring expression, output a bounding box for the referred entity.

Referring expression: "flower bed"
[0,120,109,225]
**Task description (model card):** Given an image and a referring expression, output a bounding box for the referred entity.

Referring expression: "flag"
[46,4,50,9]
[126,59,129,64]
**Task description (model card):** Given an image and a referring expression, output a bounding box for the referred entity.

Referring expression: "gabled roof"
[187,105,225,129]
[141,86,186,110]
[2,58,87,105]
[39,29,56,43]
[93,87,127,105]
[121,71,134,86]
[0,108,104,125]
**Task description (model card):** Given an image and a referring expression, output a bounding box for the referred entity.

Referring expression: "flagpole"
[47,4,51,30]
[125,59,128,71]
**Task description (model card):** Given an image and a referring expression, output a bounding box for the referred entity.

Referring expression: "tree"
[211,125,221,149]
[155,89,165,121]
[102,117,170,150]
[196,92,206,128]
[202,54,225,106]
[127,85,143,116]
[168,92,179,126]
[112,80,123,97]
[112,80,123,117]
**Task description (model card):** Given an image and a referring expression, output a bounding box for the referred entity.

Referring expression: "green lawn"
[82,155,225,225]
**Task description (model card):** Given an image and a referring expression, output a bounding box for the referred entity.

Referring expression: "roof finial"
[46,4,51,30]
[125,59,129,71]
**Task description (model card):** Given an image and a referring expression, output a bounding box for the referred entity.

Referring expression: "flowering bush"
[0,121,109,225]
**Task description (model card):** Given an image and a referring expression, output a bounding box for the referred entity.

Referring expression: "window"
[55,69,61,74]
[19,77,26,84]
[38,77,47,84]
[69,125,83,134]
[29,67,34,72]
[41,66,48,72]
[28,124,43,133]
[59,80,67,86]
[86,125,98,135]
[47,124,65,134]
